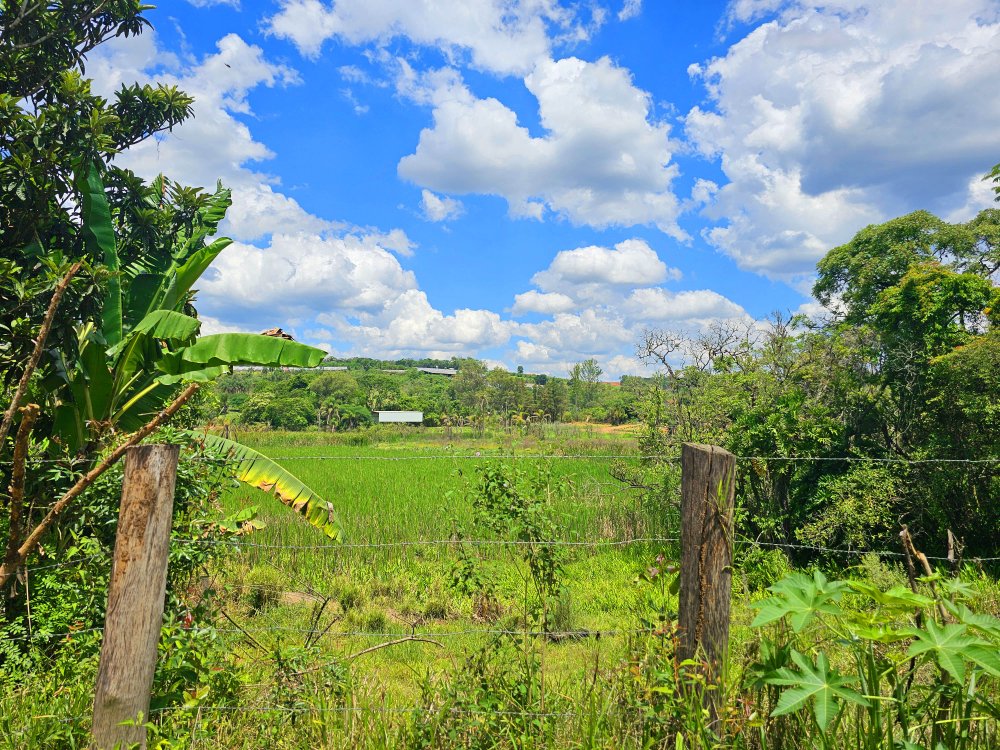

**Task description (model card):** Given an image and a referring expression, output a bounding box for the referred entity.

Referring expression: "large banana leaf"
[157,334,326,381]
[53,325,117,453]
[195,433,343,542]
[130,309,201,342]
[161,236,232,311]
[76,161,122,348]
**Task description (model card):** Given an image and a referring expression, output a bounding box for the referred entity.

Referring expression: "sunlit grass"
[205,425,677,714]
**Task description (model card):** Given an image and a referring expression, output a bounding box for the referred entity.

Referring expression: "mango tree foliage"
[1,2,194,383]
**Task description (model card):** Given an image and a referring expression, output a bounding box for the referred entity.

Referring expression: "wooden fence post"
[678,443,736,704]
[92,445,180,750]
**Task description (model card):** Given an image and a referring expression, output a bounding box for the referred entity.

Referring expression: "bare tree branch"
[0,262,81,450]
[0,383,199,590]
[3,403,38,573]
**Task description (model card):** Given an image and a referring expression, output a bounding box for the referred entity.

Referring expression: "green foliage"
[749,567,1000,748]
[470,461,565,625]
[767,650,869,731]
[986,161,1000,202]
[796,465,904,552]
[751,571,848,632]
[0,429,233,678]
[404,638,556,749]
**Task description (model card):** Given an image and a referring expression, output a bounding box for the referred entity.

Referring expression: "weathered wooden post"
[678,443,736,719]
[92,445,180,750]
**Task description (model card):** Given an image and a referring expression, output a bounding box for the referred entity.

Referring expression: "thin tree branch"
[3,403,38,572]
[288,637,445,678]
[0,262,81,450]
[0,383,199,590]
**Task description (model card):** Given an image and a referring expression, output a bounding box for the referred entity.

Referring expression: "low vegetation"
[1,3,998,749]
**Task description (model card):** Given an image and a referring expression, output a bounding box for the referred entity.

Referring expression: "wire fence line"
[3,624,658,644]
[742,539,1000,563]
[0,453,671,466]
[19,534,1000,574]
[16,536,676,575]
[4,452,1000,466]
[148,704,588,719]
[178,536,680,551]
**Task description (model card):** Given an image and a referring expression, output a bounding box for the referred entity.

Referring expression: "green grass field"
[5,426,999,749]
[209,426,682,703]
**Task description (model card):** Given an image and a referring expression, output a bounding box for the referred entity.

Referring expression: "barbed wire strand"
[4,453,998,468]
[178,536,680,551]
[18,535,1000,572]
[742,539,1000,562]
[3,624,655,644]
[149,703,584,718]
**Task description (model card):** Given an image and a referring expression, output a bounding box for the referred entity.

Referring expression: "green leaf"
[962,644,1000,678]
[767,651,869,730]
[193,433,344,542]
[157,333,325,376]
[113,381,177,432]
[156,365,230,385]
[751,571,848,632]
[124,273,165,326]
[905,621,978,683]
[848,623,911,643]
[848,581,936,611]
[130,310,201,343]
[944,601,1000,640]
[162,237,232,311]
[75,161,122,348]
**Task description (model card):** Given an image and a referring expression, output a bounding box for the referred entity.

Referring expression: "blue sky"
[90,0,1000,376]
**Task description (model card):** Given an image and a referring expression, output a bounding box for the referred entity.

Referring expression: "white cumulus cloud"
[267,0,585,75]
[200,232,419,319]
[421,190,465,222]
[324,290,513,356]
[399,56,685,236]
[688,0,1000,282]
[532,239,679,295]
[511,290,576,316]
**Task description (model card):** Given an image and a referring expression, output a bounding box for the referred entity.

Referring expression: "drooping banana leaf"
[194,433,344,542]
[157,333,325,380]
[75,160,122,348]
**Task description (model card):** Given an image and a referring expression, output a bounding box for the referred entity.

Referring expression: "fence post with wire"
[91,445,180,750]
[678,443,736,722]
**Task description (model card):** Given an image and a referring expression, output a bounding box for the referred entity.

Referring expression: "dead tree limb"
[3,403,39,573]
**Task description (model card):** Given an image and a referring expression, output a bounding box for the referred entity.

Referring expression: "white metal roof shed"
[374,410,423,424]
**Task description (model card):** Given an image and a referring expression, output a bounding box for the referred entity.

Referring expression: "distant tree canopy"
[634,195,999,558]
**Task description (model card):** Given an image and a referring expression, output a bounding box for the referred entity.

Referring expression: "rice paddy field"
[207,425,691,703]
[7,425,1000,749]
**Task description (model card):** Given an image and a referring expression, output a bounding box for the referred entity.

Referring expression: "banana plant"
[42,161,341,539]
